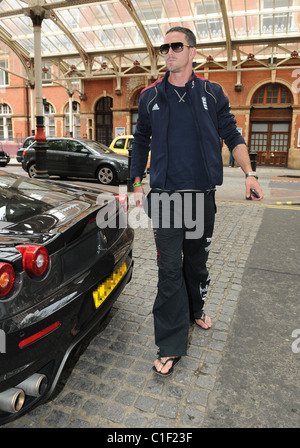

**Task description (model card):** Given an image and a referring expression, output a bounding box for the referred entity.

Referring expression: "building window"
[252,84,292,105]
[0,60,9,86]
[65,101,80,137]
[42,63,52,85]
[43,102,55,137]
[250,122,289,152]
[0,103,12,140]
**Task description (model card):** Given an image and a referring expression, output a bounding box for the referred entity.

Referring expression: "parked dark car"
[21,138,129,185]
[0,147,10,167]
[0,170,134,425]
[16,136,35,163]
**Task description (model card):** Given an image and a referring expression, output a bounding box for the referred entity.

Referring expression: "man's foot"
[195,312,212,330]
[152,356,181,376]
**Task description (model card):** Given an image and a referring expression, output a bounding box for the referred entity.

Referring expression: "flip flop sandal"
[152,356,181,377]
[195,312,211,330]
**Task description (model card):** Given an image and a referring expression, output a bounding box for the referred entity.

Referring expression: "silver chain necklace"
[174,88,187,103]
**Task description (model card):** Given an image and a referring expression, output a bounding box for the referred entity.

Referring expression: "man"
[131,27,263,376]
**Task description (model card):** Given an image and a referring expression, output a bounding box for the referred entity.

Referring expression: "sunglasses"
[159,42,192,55]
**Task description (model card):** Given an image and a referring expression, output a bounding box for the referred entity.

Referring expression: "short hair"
[165,27,197,47]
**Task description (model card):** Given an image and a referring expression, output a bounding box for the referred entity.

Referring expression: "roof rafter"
[119,0,156,74]
[0,0,300,82]
[218,0,232,69]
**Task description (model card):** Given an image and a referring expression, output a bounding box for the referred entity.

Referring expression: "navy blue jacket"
[131,71,245,189]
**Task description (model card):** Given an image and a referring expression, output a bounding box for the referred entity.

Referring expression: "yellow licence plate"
[93,262,127,309]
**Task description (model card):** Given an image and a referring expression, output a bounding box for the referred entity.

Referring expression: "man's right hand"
[133,184,144,207]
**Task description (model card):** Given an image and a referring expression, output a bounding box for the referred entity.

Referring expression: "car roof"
[28,137,105,144]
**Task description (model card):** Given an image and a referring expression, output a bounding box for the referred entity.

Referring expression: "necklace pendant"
[174,89,187,103]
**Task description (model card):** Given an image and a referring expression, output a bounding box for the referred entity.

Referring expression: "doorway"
[249,83,292,167]
[95,97,113,146]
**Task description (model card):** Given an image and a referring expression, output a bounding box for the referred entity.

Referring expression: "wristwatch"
[245,171,258,179]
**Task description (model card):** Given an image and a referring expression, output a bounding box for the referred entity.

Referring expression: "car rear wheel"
[97,165,117,185]
[28,163,37,178]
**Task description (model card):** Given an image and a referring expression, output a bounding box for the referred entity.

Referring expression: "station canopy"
[1,0,300,88]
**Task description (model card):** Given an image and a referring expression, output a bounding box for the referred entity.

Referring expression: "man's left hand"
[245,177,263,201]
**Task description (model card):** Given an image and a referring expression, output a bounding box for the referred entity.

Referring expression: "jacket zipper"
[147,87,158,114]
[187,84,214,188]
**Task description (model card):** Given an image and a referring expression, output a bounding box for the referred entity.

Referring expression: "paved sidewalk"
[3,167,300,428]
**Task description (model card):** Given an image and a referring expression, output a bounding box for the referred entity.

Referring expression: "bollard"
[33,118,49,179]
[127,146,133,192]
[249,149,257,172]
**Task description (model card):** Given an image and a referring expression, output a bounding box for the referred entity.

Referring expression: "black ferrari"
[0,171,134,425]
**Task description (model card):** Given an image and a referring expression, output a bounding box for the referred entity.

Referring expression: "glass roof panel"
[113,27,133,47]
[18,38,34,53]
[73,31,97,50]
[84,5,109,27]
[0,0,24,12]
[245,14,260,36]
[1,16,32,35]
[0,0,299,79]
[230,15,247,38]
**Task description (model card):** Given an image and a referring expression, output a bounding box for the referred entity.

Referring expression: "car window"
[114,138,125,149]
[23,137,34,148]
[66,140,85,152]
[127,139,133,149]
[47,140,65,151]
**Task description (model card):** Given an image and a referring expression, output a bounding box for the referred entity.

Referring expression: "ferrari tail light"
[16,245,49,277]
[0,262,15,296]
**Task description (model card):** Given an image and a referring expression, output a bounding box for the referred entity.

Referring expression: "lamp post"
[25,1,50,178]
[68,90,73,137]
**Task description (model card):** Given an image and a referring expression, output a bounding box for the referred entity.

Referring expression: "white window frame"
[43,102,55,137]
[64,101,81,138]
[0,103,12,140]
[0,60,9,87]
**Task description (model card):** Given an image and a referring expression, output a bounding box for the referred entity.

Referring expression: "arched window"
[252,84,292,106]
[0,103,12,140]
[65,101,80,138]
[43,101,55,137]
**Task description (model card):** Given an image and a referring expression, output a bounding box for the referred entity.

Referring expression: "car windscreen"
[85,141,113,154]
[0,174,78,225]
